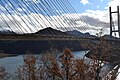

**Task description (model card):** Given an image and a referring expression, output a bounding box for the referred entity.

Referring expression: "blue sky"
[69,0,109,13]
[0,0,120,36]
[0,0,109,15]
[68,0,120,36]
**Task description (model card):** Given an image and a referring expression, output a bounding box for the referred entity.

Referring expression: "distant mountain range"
[0,27,118,39]
[66,30,95,37]
[0,30,16,34]
[2,27,118,40]
[0,27,119,54]
[34,27,95,38]
[0,27,93,54]
[0,27,94,37]
[34,27,70,36]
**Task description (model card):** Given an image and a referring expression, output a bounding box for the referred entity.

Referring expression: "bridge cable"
[45,0,71,32]
[56,0,86,33]
[37,0,64,35]
[20,0,45,31]
[49,0,74,31]
[59,0,86,32]
[0,0,23,34]
[11,0,39,33]
[8,0,36,33]
[27,0,57,35]
[7,0,36,33]
[5,0,30,33]
[55,0,78,31]
[40,0,69,34]
[65,0,92,34]
[0,10,14,32]
[64,0,89,33]
[2,0,27,34]
[0,14,8,32]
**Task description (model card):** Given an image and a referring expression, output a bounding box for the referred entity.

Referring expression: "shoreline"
[0,53,18,58]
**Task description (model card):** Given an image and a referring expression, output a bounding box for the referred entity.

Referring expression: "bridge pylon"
[109,6,120,37]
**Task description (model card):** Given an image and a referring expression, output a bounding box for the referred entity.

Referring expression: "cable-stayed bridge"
[1,0,120,78]
[0,0,120,52]
[0,0,120,61]
[0,0,120,40]
[1,0,120,56]
[0,0,99,40]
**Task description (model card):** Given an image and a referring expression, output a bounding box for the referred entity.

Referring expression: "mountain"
[35,28,96,38]
[34,27,70,36]
[0,30,16,34]
[66,30,95,37]
[66,30,83,36]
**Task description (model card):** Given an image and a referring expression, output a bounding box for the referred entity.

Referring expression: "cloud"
[0,13,41,33]
[80,16,109,28]
[78,8,110,35]
[61,13,104,35]
[107,0,120,10]
[0,11,101,35]
[80,0,90,5]
[81,10,109,22]
[1,0,117,36]
[97,5,99,8]
[79,9,110,30]
[78,0,120,36]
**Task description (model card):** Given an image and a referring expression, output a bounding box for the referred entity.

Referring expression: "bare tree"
[0,66,11,80]
[15,47,119,80]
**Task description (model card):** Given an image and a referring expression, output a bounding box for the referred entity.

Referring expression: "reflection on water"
[73,51,88,58]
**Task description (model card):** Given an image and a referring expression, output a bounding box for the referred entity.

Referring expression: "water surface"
[0,51,87,73]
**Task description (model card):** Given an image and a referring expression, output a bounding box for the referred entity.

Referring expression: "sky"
[0,0,120,36]
[69,0,109,13]
[69,0,120,79]
[69,0,120,36]
[1,0,120,79]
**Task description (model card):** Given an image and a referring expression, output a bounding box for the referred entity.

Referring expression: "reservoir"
[0,51,88,74]
[0,51,120,80]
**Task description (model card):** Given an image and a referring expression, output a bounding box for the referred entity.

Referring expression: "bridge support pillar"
[109,6,120,37]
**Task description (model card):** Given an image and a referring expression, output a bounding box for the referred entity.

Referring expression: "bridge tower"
[109,6,120,37]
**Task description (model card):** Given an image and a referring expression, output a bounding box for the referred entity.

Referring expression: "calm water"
[0,51,88,73]
[0,51,120,80]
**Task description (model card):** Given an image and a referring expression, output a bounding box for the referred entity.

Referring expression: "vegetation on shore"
[0,48,119,80]
[0,30,119,80]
